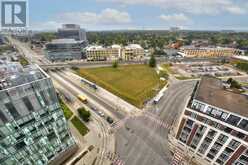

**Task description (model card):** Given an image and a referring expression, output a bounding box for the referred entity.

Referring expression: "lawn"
[59,98,73,120]
[76,65,166,108]
[71,116,89,136]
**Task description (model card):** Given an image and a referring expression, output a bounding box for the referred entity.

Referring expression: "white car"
[98,111,105,117]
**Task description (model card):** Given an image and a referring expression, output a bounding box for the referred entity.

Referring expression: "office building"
[86,44,144,61]
[45,39,83,62]
[58,24,87,41]
[0,62,77,165]
[122,44,144,61]
[179,46,243,58]
[86,45,121,61]
[172,76,248,165]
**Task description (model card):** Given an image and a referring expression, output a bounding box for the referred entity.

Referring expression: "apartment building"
[86,44,144,61]
[0,62,77,165]
[45,39,83,62]
[179,46,243,58]
[173,76,248,165]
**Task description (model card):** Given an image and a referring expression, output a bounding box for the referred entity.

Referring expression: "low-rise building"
[171,76,248,165]
[86,45,121,61]
[45,39,83,62]
[0,62,77,164]
[86,44,144,61]
[122,44,144,61]
[179,46,243,58]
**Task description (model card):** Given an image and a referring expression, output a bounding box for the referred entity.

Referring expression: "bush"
[78,107,91,122]
[227,78,241,89]
[71,66,79,70]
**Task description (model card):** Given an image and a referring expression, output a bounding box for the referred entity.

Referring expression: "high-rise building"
[0,62,77,165]
[171,76,248,165]
[58,24,87,41]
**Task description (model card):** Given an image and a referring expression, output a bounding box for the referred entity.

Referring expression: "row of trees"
[87,31,248,50]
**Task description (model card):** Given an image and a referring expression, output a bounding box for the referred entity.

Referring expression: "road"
[9,36,199,165]
[115,81,196,165]
[50,72,115,165]
[40,56,229,70]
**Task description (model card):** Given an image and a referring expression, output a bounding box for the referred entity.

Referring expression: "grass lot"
[71,116,89,136]
[76,65,166,108]
[19,56,29,66]
[59,98,73,120]
[162,64,176,74]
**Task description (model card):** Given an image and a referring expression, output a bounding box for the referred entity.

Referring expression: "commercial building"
[86,45,121,61]
[179,46,243,58]
[122,44,144,61]
[85,44,144,61]
[0,61,77,165]
[45,39,83,62]
[58,24,87,41]
[172,76,248,165]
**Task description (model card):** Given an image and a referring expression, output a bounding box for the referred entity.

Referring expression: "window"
[5,102,20,119]
[226,115,241,126]
[217,134,228,144]
[23,97,34,112]
[228,140,240,150]
[238,119,248,131]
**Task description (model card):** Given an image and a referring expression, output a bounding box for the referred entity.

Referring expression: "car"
[98,111,105,117]
[106,117,114,124]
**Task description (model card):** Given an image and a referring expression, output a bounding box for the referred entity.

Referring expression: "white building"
[85,44,144,61]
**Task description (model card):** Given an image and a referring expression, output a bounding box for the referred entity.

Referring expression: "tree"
[149,55,156,68]
[77,107,91,122]
[112,60,118,68]
[227,78,241,89]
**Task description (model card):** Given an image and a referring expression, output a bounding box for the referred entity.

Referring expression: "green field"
[76,65,166,108]
[71,116,89,136]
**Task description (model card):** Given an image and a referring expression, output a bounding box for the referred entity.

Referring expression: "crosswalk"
[109,111,172,133]
[105,152,125,165]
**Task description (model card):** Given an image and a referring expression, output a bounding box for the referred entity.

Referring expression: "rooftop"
[194,76,248,118]
[180,46,238,50]
[50,39,79,44]
[125,44,143,49]
[0,61,47,91]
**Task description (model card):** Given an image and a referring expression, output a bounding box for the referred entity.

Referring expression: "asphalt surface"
[116,81,196,165]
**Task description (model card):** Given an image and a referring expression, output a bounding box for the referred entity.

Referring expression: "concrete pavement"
[115,81,196,165]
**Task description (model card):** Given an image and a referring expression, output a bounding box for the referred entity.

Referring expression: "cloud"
[98,0,246,15]
[159,13,190,24]
[30,8,131,30]
[58,8,131,25]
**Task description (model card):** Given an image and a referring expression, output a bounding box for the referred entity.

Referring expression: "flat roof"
[194,76,248,118]
[50,39,78,44]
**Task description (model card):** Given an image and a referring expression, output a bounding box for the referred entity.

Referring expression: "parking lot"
[170,62,244,78]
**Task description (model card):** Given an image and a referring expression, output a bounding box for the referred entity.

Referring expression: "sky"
[28,0,248,31]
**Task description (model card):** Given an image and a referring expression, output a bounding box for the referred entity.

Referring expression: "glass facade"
[0,73,75,165]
